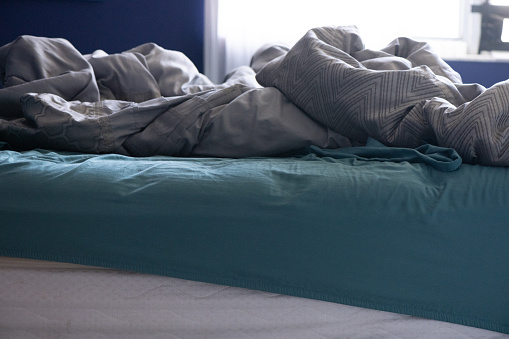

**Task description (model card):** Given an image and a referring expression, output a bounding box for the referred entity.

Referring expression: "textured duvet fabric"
[0,34,349,158]
[2,26,509,164]
[257,26,509,166]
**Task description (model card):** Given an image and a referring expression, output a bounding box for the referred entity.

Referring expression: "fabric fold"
[3,28,509,165]
[256,26,509,166]
[298,138,462,172]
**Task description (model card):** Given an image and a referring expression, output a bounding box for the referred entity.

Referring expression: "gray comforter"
[1,26,508,165]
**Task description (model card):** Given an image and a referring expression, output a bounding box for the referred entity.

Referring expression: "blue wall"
[1,0,205,71]
[446,60,509,88]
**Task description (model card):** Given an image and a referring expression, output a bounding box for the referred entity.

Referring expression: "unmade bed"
[1,144,508,337]
[1,26,509,337]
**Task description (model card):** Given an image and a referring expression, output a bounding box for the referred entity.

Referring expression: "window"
[205,0,485,82]
[474,0,509,50]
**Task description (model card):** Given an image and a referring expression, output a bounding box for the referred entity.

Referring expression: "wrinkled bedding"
[257,26,509,166]
[2,27,509,335]
[2,26,509,165]
[1,146,508,334]
[0,32,349,158]
[2,257,507,339]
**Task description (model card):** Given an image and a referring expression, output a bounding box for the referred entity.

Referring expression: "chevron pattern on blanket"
[257,26,509,166]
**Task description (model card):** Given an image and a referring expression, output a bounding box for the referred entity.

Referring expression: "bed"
[1,26,509,337]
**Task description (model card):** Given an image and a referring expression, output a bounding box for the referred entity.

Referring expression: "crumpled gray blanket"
[257,26,509,166]
[0,33,349,158]
[1,26,508,165]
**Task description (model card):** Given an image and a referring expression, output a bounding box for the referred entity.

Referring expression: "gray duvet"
[1,26,508,165]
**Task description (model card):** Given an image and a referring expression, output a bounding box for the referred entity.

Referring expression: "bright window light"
[217,0,462,51]
[207,0,470,82]
[503,18,509,42]
[490,0,509,5]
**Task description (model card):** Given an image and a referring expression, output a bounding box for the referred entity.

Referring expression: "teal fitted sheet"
[0,146,508,334]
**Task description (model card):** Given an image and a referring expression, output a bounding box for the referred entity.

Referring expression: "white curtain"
[205,0,479,83]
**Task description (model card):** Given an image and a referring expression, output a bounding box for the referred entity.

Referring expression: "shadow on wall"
[0,0,205,71]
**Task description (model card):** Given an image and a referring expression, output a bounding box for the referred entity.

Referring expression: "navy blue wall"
[446,60,509,88]
[1,0,205,71]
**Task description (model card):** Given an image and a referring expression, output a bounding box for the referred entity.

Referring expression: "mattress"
[1,145,509,335]
[1,256,507,339]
